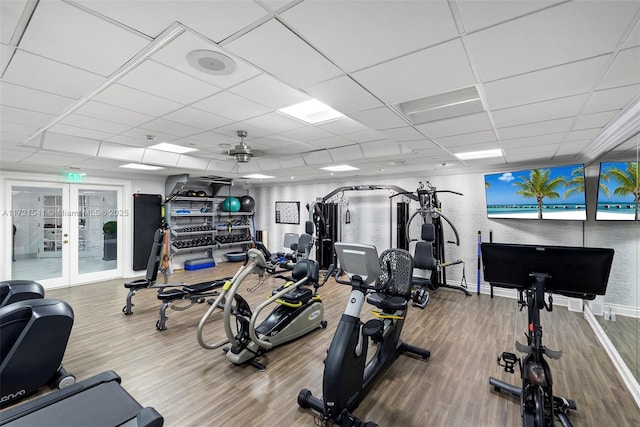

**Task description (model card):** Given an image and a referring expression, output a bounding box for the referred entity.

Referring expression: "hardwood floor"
[9,262,640,426]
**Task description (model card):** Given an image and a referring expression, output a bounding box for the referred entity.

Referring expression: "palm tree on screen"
[514,169,564,219]
[603,162,639,220]
[563,167,585,199]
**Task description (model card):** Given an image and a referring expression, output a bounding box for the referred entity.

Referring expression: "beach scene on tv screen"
[596,161,639,221]
[485,164,586,220]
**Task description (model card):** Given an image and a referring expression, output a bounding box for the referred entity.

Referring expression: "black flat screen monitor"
[481,243,614,299]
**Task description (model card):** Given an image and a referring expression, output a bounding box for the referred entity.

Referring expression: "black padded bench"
[155,279,227,330]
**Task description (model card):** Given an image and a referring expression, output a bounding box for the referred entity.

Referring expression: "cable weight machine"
[395,181,470,296]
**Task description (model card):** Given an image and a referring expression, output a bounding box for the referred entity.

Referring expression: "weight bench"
[155,279,227,330]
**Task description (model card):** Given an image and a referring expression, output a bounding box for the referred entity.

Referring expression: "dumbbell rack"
[169,196,219,256]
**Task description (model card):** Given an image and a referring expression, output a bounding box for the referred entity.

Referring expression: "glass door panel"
[10,183,70,288]
[70,186,121,283]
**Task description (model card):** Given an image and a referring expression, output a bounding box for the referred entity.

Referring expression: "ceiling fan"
[228,130,254,163]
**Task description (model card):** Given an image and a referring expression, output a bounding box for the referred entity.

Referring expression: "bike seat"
[272,286,313,305]
[124,279,152,290]
[366,293,407,311]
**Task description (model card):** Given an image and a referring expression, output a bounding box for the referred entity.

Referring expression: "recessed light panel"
[279,99,344,124]
[242,173,274,179]
[320,164,360,172]
[454,148,503,160]
[120,163,165,170]
[148,142,198,154]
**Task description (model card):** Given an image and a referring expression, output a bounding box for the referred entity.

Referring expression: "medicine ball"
[239,195,255,212]
[222,197,241,212]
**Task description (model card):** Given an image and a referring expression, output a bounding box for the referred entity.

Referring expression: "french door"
[7,181,123,289]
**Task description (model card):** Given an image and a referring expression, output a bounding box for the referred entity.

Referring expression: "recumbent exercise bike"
[482,243,614,427]
[298,243,430,426]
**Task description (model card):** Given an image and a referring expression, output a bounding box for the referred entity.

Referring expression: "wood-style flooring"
[8,262,640,426]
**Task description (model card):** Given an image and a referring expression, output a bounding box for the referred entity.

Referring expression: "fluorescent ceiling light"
[454,149,503,160]
[120,163,165,170]
[398,86,484,125]
[148,142,198,154]
[279,99,344,124]
[242,173,274,179]
[321,164,360,172]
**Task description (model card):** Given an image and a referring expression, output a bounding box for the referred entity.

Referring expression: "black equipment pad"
[0,371,162,427]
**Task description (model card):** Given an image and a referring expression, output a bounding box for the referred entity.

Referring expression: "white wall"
[251,168,638,312]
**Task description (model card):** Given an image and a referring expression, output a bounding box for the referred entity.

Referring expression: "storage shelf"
[171,244,215,253]
[171,230,215,237]
[215,240,253,248]
[170,212,215,217]
[173,196,223,202]
[217,211,254,216]
[215,225,251,231]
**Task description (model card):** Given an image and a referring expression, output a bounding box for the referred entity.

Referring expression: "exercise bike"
[482,243,614,427]
[298,243,430,426]
[197,242,329,370]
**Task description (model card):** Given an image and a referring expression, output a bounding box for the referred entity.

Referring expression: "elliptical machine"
[197,243,329,370]
[298,243,430,426]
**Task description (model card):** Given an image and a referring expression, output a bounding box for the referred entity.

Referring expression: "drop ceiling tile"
[161,107,233,131]
[278,155,306,168]
[456,0,562,33]
[564,128,602,142]
[177,154,209,170]
[498,117,574,140]
[278,126,334,143]
[316,117,368,135]
[1,0,28,43]
[598,46,640,90]
[466,1,638,82]
[450,141,502,154]
[400,139,441,151]
[150,31,261,89]
[0,121,41,143]
[70,157,123,170]
[3,50,106,99]
[1,43,14,74]
[378,127,426,142]
[225,19,342,88]
[555,140,591,156]
[180,131,237,147]
[302,150,332,166]
[433,130,496,148]
[207,159,236,173]
[229,74,310,110]
[360,139,401,158]
[116,128,180,146]
[352,39,476,105]
[73,101,154,127]
[42,132,100,156]
[572,110,619,131]
[192,91,271,122]
[0,147,37,163]
[93,83,183,116]
[20,150,92,166]
[77,0,267,42]
[623,18,640,49]
[280,0,458,72]
[236,162,261,174]
[212,123,271,140]
[98,142,145,162]
[498,133,566,149]
[140,118,203,138]
[47,123,114,141]
[117,60,221,104]
[308,135,354,149]
[416,112,492,138]
[328,145,364,162]
[243,112,306,134]
[142,148,180,166]
[19,0,150,76]
[483,55,611,110]
[255,158,282,171]
[491,94,589,128]
[583,84,640,113]
[60,114,131,135]
[348,107,408,131]
[304,75,383,114]
[0,82,76,115]
[1,105,55,128]
[341,129,387,144]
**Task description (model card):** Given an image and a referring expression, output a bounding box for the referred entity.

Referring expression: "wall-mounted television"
[596,161,639,221]
[484,164,586,220]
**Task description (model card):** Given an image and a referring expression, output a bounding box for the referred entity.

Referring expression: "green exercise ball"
[222,197,241,212]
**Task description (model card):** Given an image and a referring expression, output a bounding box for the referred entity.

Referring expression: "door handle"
[63,233,69,237]
[63,240,69,243]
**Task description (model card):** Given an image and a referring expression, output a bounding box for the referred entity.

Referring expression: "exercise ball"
[222,197,241,212]
[239,195,255,212]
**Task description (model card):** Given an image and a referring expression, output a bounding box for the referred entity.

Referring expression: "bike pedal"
[497,351,519,373]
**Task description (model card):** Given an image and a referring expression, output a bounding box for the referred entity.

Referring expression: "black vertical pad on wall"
[133,194,162,271]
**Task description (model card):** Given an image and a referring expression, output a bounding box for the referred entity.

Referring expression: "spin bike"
[482,243,614,427]
[197,242,329,370]
[298,243,430,426]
